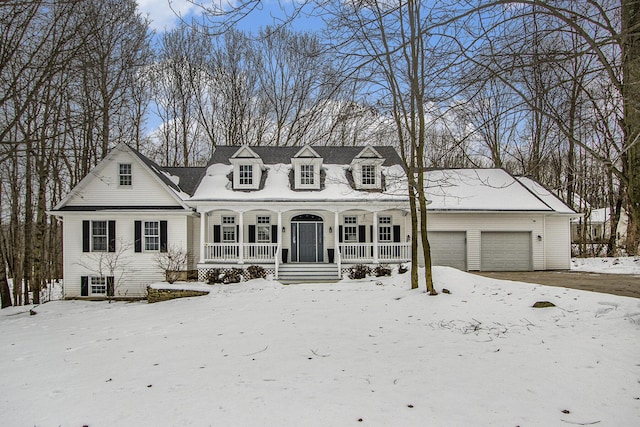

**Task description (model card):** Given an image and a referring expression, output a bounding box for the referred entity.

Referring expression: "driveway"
[472,270,640,299]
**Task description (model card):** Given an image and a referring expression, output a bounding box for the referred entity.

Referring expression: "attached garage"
[420,169,578,271]
[428,231,467,270]
[480,231,532,271]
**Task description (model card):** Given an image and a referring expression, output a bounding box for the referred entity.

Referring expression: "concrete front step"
[277,263,341,284]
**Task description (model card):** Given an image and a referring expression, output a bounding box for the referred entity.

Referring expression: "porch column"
[238,211,244,264]
[373,211,379,264]
[277,211,283,247]
[334,210,339,263]
[200,210,206,264]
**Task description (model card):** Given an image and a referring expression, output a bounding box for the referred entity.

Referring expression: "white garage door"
[428,231,467,271]
[481,232,532,271]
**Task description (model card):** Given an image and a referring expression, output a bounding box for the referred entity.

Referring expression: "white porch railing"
[339,243,411,262]
[203,243,278,262]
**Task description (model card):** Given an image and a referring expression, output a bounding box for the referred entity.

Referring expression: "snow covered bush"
[348,264,370,280]
[373,265,392,277]
[247,265,266,279]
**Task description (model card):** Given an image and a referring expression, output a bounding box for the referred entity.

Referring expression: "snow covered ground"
[572,256,640,275]
[1,267,639,426]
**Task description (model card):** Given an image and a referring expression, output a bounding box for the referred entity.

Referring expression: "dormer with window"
[350,145,385,190]
[291,145,323,190]
[230,145,264,190]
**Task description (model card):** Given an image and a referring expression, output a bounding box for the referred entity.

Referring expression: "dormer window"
[300,164,315,186]
[239,164,253,185]
[230,145,263,190]
[362,164,376,186]
[292,145,322,190]
[351,146,384,190]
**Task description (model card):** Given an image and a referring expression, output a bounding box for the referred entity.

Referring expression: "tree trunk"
[0,185,12,308]
[622,0,640,255]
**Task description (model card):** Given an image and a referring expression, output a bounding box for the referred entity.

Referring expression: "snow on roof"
[516,176,576,214]
[191,163,408,203]
[425,169,562,212]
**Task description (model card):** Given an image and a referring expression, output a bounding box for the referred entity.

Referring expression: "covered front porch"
[196,205,411,279]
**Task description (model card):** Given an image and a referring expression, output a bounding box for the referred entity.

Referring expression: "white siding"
[65,149,180,207]
[424,212,547,270]
[62,213,190,298]
[544,216,572,269]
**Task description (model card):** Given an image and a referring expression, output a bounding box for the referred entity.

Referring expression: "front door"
[291,214,324,262]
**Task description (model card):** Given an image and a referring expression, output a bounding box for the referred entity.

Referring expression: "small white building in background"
[570,207,628,245]
[51,144,577,299]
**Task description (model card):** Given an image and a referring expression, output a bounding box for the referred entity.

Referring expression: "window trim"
[300,164,315,186]
[343,216,358,243]
[361,164,377,186]
[222,216,236,243]
[144,220,160,251]
[91,220,108,252]
[119,163,132,187]
[239,164,253,186]
[90,276,107,296]
[378,216,392,242]
[256,216,271,243]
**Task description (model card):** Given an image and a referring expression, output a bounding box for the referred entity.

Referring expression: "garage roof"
[425,169,575,213]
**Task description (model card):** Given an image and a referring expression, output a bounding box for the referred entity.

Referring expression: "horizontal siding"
[425,212,546,270]
[545,216,571,269]
[66,149,180,207]
[63,214,190,298]
[204,208,408,252]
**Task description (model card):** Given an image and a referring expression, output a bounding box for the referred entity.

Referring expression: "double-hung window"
[144,221,160,251]
[91,277,107,295]
[257,216,271,243]
[91,221,107,252]
[378,216,392,242]
[222,216,236,242]
[119,163,132,186]
[239,164,253,186]
[362,165,376,186]
[343,216,358,243]
[300,164,315,186]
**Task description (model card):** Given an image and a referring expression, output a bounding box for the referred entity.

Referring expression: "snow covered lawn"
[572,256,640,275]
[1,267,639,426]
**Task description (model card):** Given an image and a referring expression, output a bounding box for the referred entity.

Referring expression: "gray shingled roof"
[127,145,204,196]
[208,145,404,167]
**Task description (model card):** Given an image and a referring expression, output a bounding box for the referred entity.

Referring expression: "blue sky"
[136,0,321,34]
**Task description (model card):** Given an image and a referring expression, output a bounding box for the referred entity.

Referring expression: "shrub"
[223,268,244,284]
[349,264,370,280]
[373,264,392,277]
[247,265,267,279]
[206,268,224,284]
[398,264,408,274]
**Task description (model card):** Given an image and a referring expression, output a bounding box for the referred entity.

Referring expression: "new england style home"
[51,143,576,299]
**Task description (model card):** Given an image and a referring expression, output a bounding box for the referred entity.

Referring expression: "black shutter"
[393,225,401,242]
[213,225,221,243]
[271,225,277,243]
[107,276,114,297]
[160,220,168,252]
[108,221,116,252]
[81,276,88,296]
[248,225,256,243]
[339,226,343,243]
[82,221,90,252]
[359,225,366,243]
[134,221,142,252]
[236,225,239,242]
[370,225,374,242]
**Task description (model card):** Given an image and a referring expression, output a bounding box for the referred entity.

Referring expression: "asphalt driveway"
[472,270,640,299]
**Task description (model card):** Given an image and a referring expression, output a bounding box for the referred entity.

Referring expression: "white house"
[51,144,577,299]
